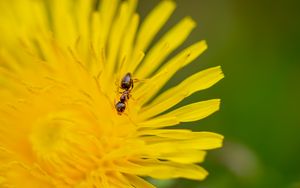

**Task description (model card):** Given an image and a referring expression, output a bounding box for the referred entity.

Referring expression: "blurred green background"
[138,0,300,188]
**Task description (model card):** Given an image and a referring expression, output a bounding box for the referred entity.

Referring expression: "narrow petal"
[100,0,136,93]
[119,14,140,76]
[128,0,176,73]
[142,132,224,151]
[137,129,193,138]
[106,172,134,188]
[135,17,196,78]
[98,0,119,50]
[0,49,22,73]
[125,174,156,188]
[108,0,137,69]
[137,129,219,140]
[162,99,221,122]
[155,150,207,164]
[0,162,53,188]
[139,66,224,119]
[129,135,207,163]
[51,0,77,46]
[73,0,94,60]
[90,12,104,76]
[137,116,179,128]
[117,159,208,180]
[134,0,175,51]
[134,41,207,104]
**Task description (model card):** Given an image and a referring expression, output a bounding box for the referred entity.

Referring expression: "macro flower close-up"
[0,0,224,187]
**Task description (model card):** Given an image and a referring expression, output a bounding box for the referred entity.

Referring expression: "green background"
[138,0,300,187]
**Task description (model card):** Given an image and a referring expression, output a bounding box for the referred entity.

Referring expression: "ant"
[115,73,134,115]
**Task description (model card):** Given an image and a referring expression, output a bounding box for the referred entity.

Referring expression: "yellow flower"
[0,0,224,187]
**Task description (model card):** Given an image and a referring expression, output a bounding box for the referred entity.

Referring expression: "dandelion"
[0,0,224,187]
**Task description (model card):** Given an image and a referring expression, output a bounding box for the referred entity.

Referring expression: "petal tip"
[184,16,197,28]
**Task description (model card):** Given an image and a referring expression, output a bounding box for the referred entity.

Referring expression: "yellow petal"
[137,129,193,138]
[137,116,179,128]
[119,14,140,76]
[74,0,94,58]
[156,150,207,164]
[0,49,22,73]
[98,0,119,50]
[51,0,77,46]
[128,0,176,74]
[108,0,137,70]
[90,12,104,76]
[129,134,207,163]
[134,0,175,52]
[125,174,156,188]
[100,0,138,95]
[117,159,208,180]
[100,0,130,93]
[0,162,53,188]
[134,41,207,104]
[105,172,134,188]
[142,132,224,151]
[162,99,221,122]
[140,66,223,119]
[135,17,196,78]
[137,129,221,140]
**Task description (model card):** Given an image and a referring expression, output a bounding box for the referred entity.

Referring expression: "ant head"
[120,72,133,90]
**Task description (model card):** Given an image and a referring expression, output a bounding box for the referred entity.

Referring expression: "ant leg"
[110,98,117,112]
[133,78,148,83]
[115,78,125,95]
[128,93,137,101]
[131,78,149,90]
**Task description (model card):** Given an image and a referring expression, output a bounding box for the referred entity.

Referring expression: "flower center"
[29,112,74,159]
